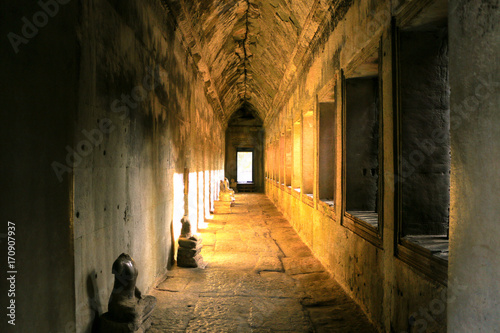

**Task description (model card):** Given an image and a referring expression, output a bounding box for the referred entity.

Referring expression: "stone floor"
[147,193,377,333]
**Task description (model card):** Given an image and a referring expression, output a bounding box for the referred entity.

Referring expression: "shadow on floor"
[148,194,377,332]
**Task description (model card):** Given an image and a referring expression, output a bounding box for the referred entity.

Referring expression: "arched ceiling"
[163,0,337,124]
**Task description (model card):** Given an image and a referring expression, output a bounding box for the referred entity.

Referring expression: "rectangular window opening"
[319,101,336,206]
[302,111,314,195]
[285,128,292,187]
[265,144,269,179]
[237,151,253,183]
[270,143,273,180]
[271,142,276,181]
[345,76,380,228]
[397,1,450,263]
[280,134,285,185]
[292,120,302,192]
[274,140,279,184]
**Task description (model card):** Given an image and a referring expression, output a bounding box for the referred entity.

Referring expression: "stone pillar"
[448,1,500,331]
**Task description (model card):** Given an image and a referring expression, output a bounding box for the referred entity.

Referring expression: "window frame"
[317,99,337,208]
[302,108,315,201]
[292,117,302,194]
[284,126,293,189]
[279,132,285,186]
[341,37,384,249]
[392,4,449,285]
[236,150,254,183]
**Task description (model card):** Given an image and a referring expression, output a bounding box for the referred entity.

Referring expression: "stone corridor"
[148,194,377,332]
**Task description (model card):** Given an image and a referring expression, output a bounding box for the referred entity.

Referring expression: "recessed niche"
[394,0,450,283]
[265,143,270,179]
[345,76,380,227]
[285,128,292,187]
[302,110,314,195]
[274,139,279,182]
[279,134,285,185]
[398,4,450,240]
[292,120,301,192]
[318,101,336,205]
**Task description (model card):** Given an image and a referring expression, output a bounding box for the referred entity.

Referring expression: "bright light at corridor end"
[237,151,253,183]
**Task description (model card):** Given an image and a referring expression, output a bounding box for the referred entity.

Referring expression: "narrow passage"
[148,194,377,332]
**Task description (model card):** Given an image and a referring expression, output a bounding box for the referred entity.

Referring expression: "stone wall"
[1,0,224,332]
[265,0,449,331]
[73,1,224,331]
[0,0,79,331]
[448,1,500,331]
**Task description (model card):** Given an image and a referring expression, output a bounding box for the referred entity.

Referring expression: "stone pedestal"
[220,178,236,203]
[214,200,232,214]
[219,191,235,203]
[177,216,205,268]
[230,179,238,192]
[177,234,205,268]
[98,296,156,333]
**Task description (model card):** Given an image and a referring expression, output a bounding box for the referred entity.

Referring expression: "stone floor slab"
[148,193,377,333]
[254,256,283,272]
[282,256,325,275]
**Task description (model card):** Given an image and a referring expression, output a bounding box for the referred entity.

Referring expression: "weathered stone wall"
[265,0,449,331]
[448,1,500,331]
[3,0,499,331]
[1,2,226,331]
[0,0,79,331]
[72,1,225,331]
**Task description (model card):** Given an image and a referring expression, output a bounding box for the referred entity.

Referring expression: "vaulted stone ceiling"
[163,0,338,124]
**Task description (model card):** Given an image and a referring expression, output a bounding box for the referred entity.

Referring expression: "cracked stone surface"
[163,0,334,122]
[147,193,377,332]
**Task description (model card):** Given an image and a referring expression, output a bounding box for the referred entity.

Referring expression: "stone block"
[178,238,198,249]
[177,233,205,268]
[214,200,232,214]
[177,253,206,268]
[178,246,202,258]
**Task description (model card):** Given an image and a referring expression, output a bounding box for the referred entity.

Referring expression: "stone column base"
[214,200,232,213]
